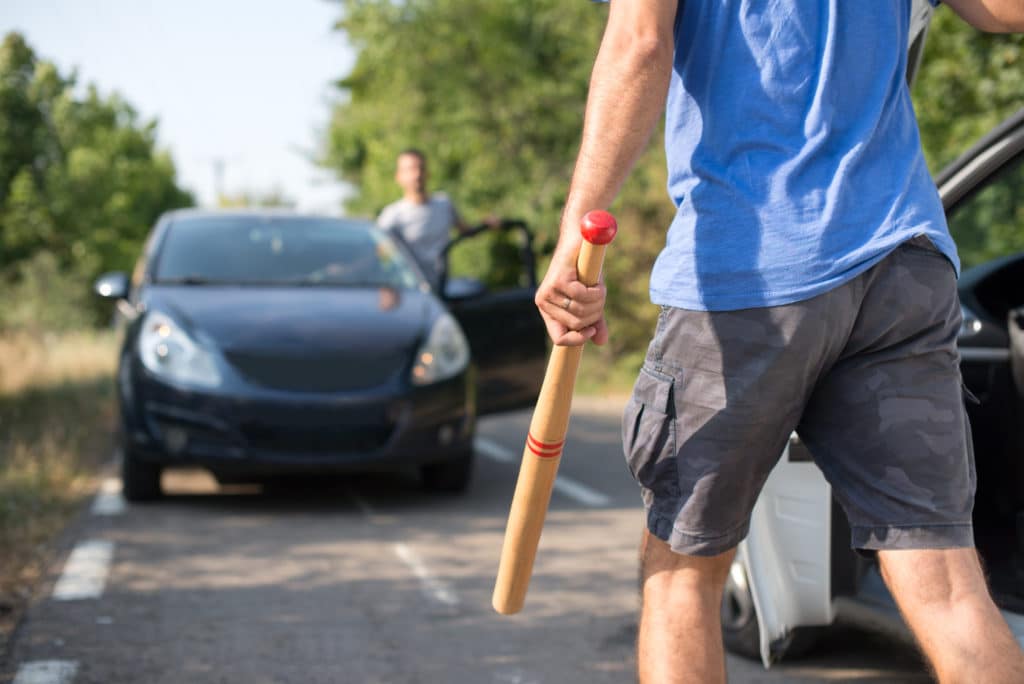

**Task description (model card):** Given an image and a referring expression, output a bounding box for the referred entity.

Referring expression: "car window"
[153,216,423,289]
[947,154,1024,270]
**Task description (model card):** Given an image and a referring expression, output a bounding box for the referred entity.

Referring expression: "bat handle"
[491,210,617,615]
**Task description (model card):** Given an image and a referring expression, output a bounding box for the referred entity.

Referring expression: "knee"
[640,530,735,593]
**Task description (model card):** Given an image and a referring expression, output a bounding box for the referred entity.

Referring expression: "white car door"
[739,435,834,666]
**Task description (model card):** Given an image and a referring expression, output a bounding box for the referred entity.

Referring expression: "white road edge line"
[492,669,541,684]
[475,437,611,508]
[52,540,114,601]
[90,478,125,516]
[392,543,459,607]
[12,660,78,684]
[474,436,517,464]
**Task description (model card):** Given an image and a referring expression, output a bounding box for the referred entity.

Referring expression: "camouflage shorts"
[623,235,976,555]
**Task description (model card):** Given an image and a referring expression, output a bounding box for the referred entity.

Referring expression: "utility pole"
[212,157,225,203]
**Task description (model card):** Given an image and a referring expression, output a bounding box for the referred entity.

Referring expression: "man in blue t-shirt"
[536,1,1024,681]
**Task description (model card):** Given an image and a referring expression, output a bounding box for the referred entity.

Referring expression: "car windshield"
[153,216,422,289]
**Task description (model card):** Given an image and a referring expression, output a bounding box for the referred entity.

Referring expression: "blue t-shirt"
[601,0,956,311]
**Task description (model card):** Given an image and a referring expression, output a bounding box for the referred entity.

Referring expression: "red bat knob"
[580,210,618,245]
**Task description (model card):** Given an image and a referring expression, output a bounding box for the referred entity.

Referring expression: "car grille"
[240,422,394,454]
[225,351,403,393]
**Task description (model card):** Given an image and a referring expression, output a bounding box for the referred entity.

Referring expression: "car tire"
[720,557,823,659]
[721,559,762,659]
[420,449,474,493]
[121,446,162,502]
[721,559,822,662]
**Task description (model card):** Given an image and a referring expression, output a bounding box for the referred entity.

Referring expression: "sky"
[3,0,357,214]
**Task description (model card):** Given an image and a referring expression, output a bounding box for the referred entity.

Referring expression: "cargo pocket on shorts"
[622,366,679,499]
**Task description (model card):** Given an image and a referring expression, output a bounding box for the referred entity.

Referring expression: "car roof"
[162,208,375,227]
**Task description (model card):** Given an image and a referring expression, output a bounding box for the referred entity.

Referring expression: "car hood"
[143,285,440,392]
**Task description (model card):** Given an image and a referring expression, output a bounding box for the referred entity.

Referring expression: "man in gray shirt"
[377,149,471,286]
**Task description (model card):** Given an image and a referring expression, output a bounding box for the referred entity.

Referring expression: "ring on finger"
[561,296,572,311]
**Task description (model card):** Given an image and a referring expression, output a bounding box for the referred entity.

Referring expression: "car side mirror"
[443,277,486,301]
[94,272,129,300]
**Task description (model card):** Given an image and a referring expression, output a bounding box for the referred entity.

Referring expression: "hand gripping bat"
[492,209,617,615]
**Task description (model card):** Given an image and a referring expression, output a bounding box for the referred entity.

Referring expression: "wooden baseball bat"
[492,209,617,615]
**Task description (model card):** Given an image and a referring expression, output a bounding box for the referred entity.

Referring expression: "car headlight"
[411,313,470,386]
[138,311,222,388]
[959,304,983,340]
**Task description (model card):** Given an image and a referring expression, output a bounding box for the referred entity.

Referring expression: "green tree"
[913,9,1024,272]
[324,0,669,361]
[0,32,194,330]
[326,0,603,223]
[913,8,1024,172]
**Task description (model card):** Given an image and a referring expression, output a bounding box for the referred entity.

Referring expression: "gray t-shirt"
[377,194,458,284]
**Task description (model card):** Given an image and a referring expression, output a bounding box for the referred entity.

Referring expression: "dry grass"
[0,331,118,395]
[0,331,118,651]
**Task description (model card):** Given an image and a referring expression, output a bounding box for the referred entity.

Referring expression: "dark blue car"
[94,210,547,500]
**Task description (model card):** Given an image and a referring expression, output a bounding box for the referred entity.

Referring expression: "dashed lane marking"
[52,540,114,601]
[12,660,78,684]
[392,543,459,607]
[90,478,125,516]
[474,437,611,507]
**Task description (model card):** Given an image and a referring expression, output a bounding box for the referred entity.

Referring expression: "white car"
[723,2,1024,666]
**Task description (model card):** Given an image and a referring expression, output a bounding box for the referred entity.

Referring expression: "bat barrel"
[492,211,617,615]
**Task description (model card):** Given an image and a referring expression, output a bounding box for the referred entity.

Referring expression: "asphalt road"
[1,400,932,683]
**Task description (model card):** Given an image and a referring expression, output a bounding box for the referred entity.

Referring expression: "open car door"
[441,220,547,416]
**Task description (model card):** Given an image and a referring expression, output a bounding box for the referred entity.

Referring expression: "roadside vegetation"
[0,32,192,650]
[0,330,118,647]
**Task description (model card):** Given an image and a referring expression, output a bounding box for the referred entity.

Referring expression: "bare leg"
[879,547,1024,684]
[637,529,735,684]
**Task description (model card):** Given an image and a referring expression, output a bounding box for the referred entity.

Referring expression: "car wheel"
[721,558,823,661]
[121,446,162,502]
[420,449,474,493]
[721,559,762,659]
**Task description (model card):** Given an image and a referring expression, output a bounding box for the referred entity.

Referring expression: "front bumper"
[121,362,476,475]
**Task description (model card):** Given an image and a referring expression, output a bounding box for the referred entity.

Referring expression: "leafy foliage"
[324,0,670,358]
[914,9,1024,272]
[914,8,1024,172]
[0,32,193,330]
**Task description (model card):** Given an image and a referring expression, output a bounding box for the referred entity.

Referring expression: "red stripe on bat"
[527,442,562,459]
[527,433,564,451]
[527,433,563,458]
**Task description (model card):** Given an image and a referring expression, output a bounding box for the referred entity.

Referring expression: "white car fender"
[740,435,835,667]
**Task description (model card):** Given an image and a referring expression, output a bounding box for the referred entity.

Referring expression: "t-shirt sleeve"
[377,205,396,232]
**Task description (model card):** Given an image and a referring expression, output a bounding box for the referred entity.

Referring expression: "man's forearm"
[557,2,676,257]
[943,0,1024,32]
